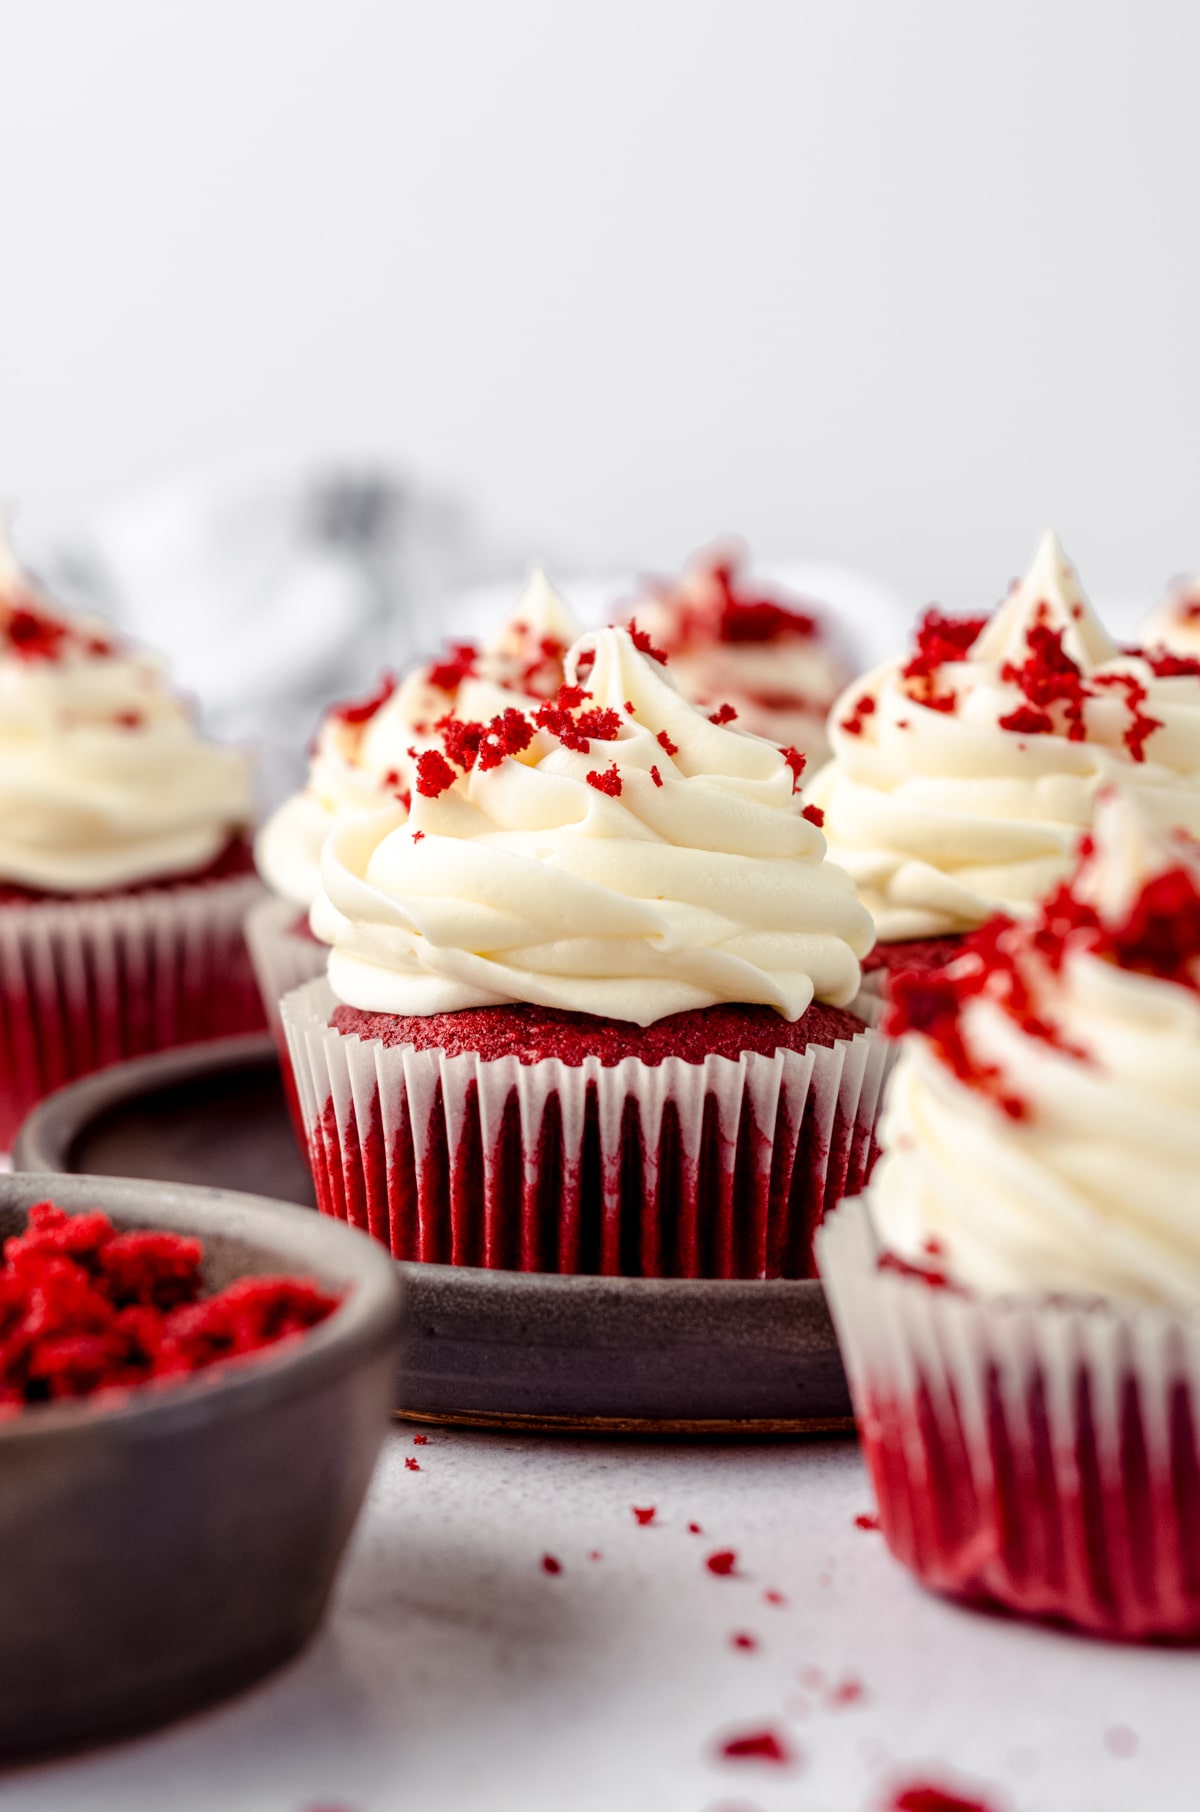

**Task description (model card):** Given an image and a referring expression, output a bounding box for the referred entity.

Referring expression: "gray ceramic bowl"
[0,1171,404,1759]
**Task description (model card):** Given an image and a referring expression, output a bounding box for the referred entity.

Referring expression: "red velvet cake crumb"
[706,1549,739,1576]
[781,746,807,790]
[329,998,865,1068]
[541,1554,562,1575]
[585,763,623,797]
[0,1201,339,1412]
[329,670,396,726]
[425,641,478,692]
[627,619,669,664]
[853,1511,881,1532]
[730,1632,758,1651]
[0,833,257,907]
[632,1505,657,1525]
[887,1784,1000,1812]
[717,1728,793,1766]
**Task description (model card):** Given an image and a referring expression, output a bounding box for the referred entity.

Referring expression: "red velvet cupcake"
[809,530,1200,1005]
[283,618,886,1278]
[819,791,1200,1639]
[0,537,262,1146]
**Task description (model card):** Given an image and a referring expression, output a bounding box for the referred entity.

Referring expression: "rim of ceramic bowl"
[0,1171,404,1448]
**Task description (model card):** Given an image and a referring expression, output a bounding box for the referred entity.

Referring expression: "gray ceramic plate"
[15,1037,852,1434]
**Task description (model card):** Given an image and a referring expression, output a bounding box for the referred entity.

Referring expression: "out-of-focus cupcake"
[809,531,1200,996]
[282,614,885,1278]
[622,546,852,769]
[247,571,582,1052]
[819,790,1200,1639]
[1140,574,1200,664]
[0,534,261,1147]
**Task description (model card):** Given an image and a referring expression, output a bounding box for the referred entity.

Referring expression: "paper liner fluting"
[819,1195,1200,1641]
[0,876,267,1149]
[245,895,329,1044]
[283,977,892,1279]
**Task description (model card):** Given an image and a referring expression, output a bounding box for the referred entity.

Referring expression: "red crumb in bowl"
[0,1201,340,1414]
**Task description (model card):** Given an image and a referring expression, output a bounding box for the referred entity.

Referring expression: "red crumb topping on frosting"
[780,746,807,791]
[5,602,71,661]
[330,671,396,727]
[890,601,1178,760]
[839,692,877,736]
[586,763,623,797]
[801,803,824,827]
[710,557,818,643]
[426,640,478,692]
[708,702,738,724]
[887,834,1200,1115]
[1147,645,1200,676]
[330,997,866,1067]
[646,552,821,651]
[899,611,989,713]
[656,728,679,756]
[627,618,669,664]
[0,1201,338,1412]
[650,764,663,787]
[414,748,457,798]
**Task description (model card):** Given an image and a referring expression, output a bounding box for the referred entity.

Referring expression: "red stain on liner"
[730,1632,758,1651]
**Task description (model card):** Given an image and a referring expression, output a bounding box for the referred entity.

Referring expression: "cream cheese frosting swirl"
[0,536,252,893]
[1140,576,1200,662]
[256,569,582,907]
[870,791,1200,1306]
[808,532,1200,941]
[311,623,875,1023]
[625,547,849,767]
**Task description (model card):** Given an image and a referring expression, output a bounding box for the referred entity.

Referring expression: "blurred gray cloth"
[34,463,521,812]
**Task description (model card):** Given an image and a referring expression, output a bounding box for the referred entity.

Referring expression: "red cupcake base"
[820,1198,1200,1642]
[285,981,890,1279]
[0,867,266,1149]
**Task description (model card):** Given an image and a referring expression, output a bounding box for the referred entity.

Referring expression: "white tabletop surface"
[4,1423,1194,1812]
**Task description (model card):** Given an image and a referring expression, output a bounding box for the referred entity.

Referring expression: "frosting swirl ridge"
[808,532,1200,940]
[312,624,875,1023]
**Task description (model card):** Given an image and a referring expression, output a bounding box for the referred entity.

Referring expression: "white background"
[2,0,1198,610]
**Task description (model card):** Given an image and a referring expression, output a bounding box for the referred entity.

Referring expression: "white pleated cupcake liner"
[282,976,893,1278]
[819,1195,1200,1640]
[0,874,267,1150]
[244,893,329,1044]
